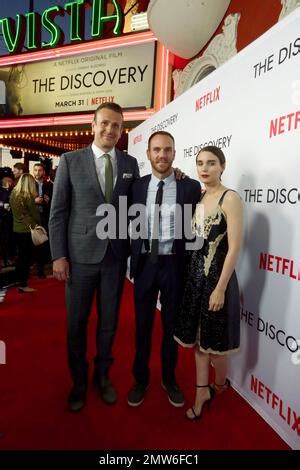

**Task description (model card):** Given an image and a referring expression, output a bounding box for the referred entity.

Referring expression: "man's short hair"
[148,131,175,149]
[33,163,45,170]
[93,102,124,122]
[13,162,26,172]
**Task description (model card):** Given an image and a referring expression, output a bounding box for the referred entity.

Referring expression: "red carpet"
[0,277,289,450]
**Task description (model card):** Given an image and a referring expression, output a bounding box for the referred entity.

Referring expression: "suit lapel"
[141,174,151,204]
[176,179,184,206]
[86,145,105,201]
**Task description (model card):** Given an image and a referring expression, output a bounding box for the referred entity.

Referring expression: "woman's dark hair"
[196,145,226,165]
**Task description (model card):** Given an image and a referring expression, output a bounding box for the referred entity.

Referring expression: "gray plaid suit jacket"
[49,145,139,264]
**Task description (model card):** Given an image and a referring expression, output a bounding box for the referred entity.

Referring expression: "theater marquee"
[0,41,155,117]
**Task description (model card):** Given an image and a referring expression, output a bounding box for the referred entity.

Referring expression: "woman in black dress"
[174,146,243,419]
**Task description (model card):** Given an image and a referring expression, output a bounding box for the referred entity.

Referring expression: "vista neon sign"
[0,0,124,55]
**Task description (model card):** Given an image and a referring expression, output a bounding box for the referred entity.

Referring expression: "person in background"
[12,162,26,184]
[10,174,40,293]
[174,146,243,420]
[33,163,53,277]
[33,163,53,227]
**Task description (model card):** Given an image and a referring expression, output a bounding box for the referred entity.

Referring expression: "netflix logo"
[250,374,300,436]
[195,86,220,112]
[269,110,300,138]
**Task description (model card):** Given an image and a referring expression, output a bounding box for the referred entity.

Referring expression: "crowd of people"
[0,162,53,291]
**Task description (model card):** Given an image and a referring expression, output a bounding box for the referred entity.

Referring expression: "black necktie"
[149,180,164,264]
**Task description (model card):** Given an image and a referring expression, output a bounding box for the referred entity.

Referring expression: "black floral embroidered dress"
[174,190,240,354]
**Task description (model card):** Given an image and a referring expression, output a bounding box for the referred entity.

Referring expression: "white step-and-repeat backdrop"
[128,9,300,449]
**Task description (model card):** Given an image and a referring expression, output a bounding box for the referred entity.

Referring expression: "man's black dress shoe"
[162,381,185,407]
[127,383,148,406]
[68,385,87,412]
[94,377,117,405]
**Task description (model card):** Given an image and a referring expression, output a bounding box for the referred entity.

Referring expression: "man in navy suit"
[128,131,201,407]
[49,103,139,412]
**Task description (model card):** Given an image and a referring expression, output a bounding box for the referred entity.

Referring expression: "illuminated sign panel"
[0,31,169,128]
[0,0,124,54]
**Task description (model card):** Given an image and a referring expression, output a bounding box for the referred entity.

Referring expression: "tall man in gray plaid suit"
[49,103,139,412]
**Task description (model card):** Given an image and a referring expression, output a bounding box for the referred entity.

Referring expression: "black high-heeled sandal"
[186,384,214,420]
[212,378,231,394]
